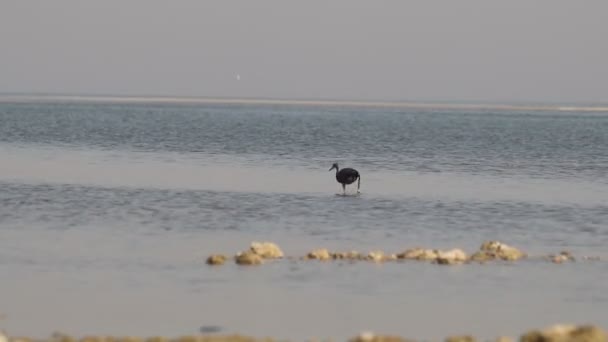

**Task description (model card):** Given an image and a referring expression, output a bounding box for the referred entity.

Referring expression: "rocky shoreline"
[1,324,606,342]
[4,241,603,342]
[205,241,601,266]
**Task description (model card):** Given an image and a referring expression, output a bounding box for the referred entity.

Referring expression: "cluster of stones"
[206,240,602,267]
[349,324,608,342]
[304,249,397,262]
[206,241,284,266]
[206,240,526,266]
[520,324,607,342]
[1,324,606,342]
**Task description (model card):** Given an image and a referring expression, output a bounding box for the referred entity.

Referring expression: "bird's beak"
[328,166,334,171]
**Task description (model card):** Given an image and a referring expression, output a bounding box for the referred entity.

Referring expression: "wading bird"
[329,163,361,195]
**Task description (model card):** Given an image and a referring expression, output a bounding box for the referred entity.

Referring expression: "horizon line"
[1,93,608,113]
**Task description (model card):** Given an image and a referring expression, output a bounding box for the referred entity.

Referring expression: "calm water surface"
[0,100,607,340]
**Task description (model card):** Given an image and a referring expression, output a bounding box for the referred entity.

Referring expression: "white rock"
[0,330,9,342]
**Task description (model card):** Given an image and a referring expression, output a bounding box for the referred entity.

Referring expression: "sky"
[1,1,607,104]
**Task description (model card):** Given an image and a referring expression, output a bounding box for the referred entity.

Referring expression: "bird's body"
[336,167,359,185]
[329,163,361,195]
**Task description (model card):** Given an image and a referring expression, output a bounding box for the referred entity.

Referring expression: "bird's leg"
[342,183,346,195]
[357,176,361,193]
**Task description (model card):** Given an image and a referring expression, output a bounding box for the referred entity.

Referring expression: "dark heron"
[329,163,361,195]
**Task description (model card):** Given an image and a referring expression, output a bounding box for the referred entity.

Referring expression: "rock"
[249,241,284,259]
[0,330,8,342]
[307,248,331,261]
[50,332,76,342]
[479,241,525,261]
[469,251,493,263]
[173,336,201,342]
[495,337,513,342]
[235,251,263,265]
[436,249,468,265]
[144,337,168,342]
[349,331,412,342]
[396,248,439,261]
[206,254,228,265]
[367,251,387,262]
[79,336,107,342]
[520,324,607,342]
[333,251,362,260]
[549,251,575,264]
[396,247,423,259]
[116,338,143,342]
[550,255,568,264]
[445,335,476,342]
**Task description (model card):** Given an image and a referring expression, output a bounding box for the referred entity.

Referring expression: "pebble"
[234,251,263,265]
[206,254,228,265]
[476,241,525,261]
[332,251,362,260]
[396,248,439,261]
[306,248,331,261]
[549,251,575,264]
[249,241,284,259]
[366,251,386,262]
[436,249,468,265]
[445,335,476,342]
[349,331,412,342]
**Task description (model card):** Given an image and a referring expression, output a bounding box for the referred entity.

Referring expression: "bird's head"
[329,163,339,171]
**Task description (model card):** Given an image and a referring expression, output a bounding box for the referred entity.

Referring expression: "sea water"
[0,98,607,340]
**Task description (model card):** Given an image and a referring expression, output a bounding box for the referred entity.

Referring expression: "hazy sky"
[1,1,607,103]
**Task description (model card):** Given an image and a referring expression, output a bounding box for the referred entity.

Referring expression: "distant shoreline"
[1,94,608,112]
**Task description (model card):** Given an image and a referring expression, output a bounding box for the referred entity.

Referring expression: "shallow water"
[0,99,607,340]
